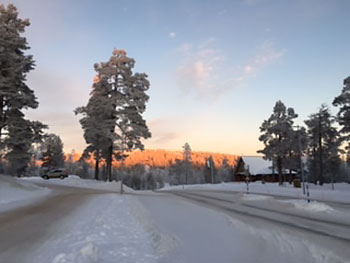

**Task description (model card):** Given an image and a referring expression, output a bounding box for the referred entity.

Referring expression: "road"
[1,183,349,263]
[137,189,350,263]
[0,184,117,263]
[165,190,350,241]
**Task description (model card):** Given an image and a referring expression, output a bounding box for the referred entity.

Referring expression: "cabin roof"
[242,156,272,175]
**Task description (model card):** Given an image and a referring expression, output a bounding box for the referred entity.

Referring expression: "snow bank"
[280,199,334,213]
[161,182,350,203]
[0,175,51,212]
[32,194,158,263]
[241,193,272,201]
[23,175,133,193]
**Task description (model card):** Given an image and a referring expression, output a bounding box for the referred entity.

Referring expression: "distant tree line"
[258,76,350,185]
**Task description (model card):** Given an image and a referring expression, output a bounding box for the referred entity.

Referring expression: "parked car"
[42,169,68,180]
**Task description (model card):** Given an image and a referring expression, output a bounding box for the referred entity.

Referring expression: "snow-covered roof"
[242,156,272,175]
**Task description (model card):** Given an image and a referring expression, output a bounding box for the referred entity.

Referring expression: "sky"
[3,0,350,155]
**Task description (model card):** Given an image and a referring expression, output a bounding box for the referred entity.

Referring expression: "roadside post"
[245,165,250,194]
[305,172,310,203]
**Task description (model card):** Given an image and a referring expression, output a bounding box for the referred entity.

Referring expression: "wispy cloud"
[174,39,285,100]
[242,40,286,78]
[169,32,176,38]
[175,38,226,99]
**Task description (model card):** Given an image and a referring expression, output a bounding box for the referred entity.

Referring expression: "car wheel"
[60,175,65,179]
[43,175,49,180]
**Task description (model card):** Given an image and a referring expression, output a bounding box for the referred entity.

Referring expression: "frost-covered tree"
[0,4,37,145]
[182,142,193,185]
[40,134,64,170]
[75,77,114,180]
[5,111,46,176]
[258,100,298,185]
[305,104,341,185]
[333,76,350,149]
[0,4,46,175]
[283,126,308,183]
[76,49,151,182]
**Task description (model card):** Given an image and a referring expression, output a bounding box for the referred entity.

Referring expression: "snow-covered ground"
[160,182,350,203]
[0,175,159,263]
[23,175,133,193]
[31,194,159,263]
[1,176,349,263]
[0,175,51,212]
[137,192,348,263]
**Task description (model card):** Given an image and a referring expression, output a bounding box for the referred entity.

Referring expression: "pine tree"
[284,127,308,183]
[76,49,151,183]
[75,81,114,180]
[182,142,192,185]
[333,76,350,149]
[305,104,341,185]
[0,4,37,144]
[5,110,46,176]
[0,4,46,175]
[258,100,298,185]
[40,134,65,170]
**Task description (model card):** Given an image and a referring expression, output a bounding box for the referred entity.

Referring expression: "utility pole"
[318,113,324,185]
[210,157,214,184]
[207,157,214,184]
[297,126,306,195]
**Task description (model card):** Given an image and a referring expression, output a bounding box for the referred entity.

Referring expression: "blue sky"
[4,0,350,155]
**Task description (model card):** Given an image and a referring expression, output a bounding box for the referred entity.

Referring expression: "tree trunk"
[277,156,283,185]
[107,145,113,182]
[94,152,99,180]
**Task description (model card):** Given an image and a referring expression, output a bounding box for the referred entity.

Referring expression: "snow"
[241,193,272,201]
[242,156,272,174]
[1,175,349,262]
[160,181,350,204]
[29,194,158,263]
[0,175,51,212]
[137,192,347,263]
[280,199,335,213]
[23,175,134,193]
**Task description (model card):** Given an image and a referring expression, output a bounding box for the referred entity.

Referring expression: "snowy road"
[137,189,350,263]
[166,190,350,241]
[0,184,118,263]
[1,177,350,263]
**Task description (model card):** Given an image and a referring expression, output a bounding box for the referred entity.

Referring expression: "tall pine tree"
[333,76,350,149]
[40,134,65,170]
[0,4,37,142]
[305,104,341,185]
[76,49,151,182]
[0,4,46,175]
[258,100,298,185]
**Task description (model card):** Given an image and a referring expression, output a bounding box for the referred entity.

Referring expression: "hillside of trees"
[66,149,239,169]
